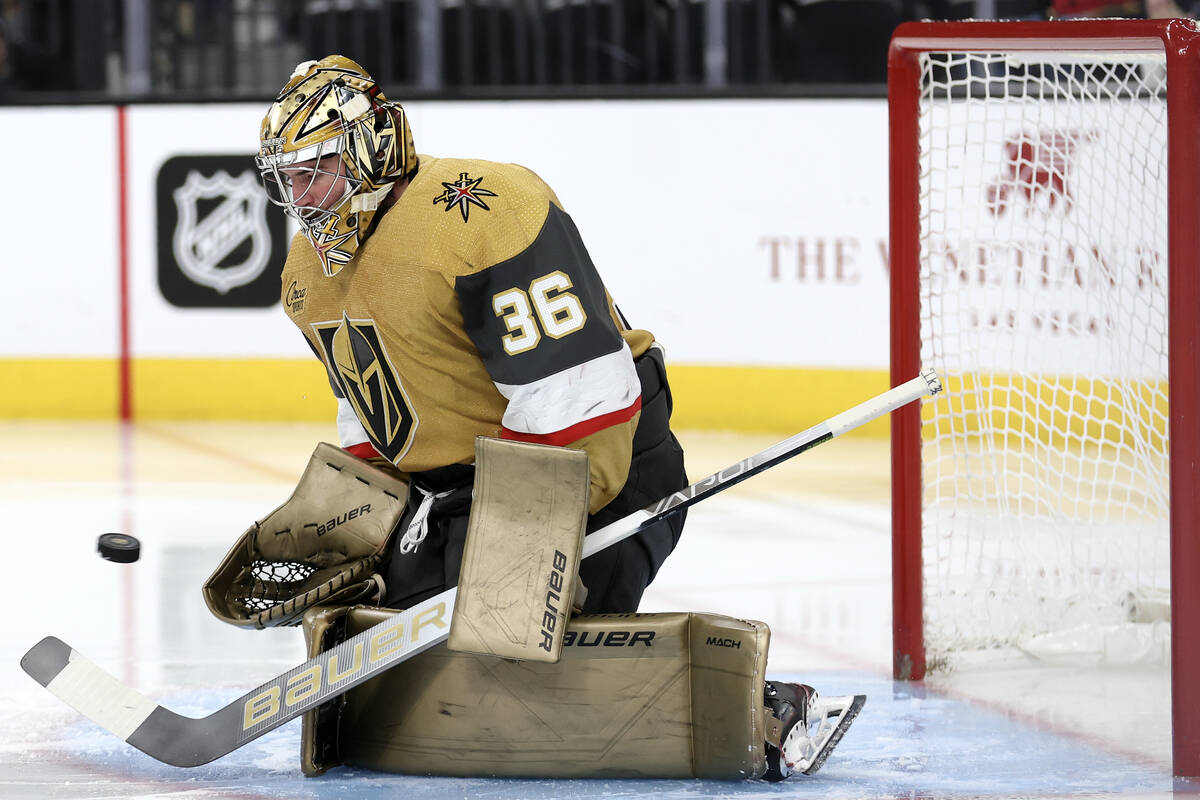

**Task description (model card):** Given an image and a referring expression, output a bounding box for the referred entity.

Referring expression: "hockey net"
[889,19,1200,695]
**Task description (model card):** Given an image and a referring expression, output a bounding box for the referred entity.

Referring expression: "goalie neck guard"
[256,55,417,277]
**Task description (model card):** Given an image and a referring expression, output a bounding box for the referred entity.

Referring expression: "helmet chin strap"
[350,184,393,213]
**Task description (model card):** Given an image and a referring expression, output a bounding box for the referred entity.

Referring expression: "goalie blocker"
[447,437,589,663]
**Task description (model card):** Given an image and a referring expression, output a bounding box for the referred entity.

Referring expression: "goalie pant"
[382,346,687,613]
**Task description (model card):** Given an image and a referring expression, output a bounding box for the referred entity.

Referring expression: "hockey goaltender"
[201,56,865,781]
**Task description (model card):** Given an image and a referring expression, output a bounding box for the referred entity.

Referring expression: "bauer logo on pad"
[156,155,287,308]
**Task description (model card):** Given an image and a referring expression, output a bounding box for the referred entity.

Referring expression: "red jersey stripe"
[501,396,641,447]
[346,441,383,460]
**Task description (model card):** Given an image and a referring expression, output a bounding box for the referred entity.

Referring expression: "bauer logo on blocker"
[157,155,286,308]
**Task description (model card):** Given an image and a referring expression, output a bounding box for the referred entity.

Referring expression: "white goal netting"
[917,50,1172,670]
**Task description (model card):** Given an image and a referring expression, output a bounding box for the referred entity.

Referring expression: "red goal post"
[888,19,1200,778]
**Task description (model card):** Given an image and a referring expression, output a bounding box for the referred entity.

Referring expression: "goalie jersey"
[280,156,655,512]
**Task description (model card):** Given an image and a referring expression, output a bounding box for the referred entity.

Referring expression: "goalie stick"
[21,370,941,768]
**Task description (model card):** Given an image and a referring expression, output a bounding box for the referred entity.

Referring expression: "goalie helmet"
[256,55,417,277]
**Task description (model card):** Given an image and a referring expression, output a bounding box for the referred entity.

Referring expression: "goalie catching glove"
[203,443,408,628]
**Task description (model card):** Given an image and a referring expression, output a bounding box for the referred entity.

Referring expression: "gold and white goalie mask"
[256,55,417,276]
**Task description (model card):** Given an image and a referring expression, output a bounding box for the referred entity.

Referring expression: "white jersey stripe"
[336,396,372,449]
[494,343,641,436]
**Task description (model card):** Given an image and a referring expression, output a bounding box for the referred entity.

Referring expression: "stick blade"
[21,636,160,744]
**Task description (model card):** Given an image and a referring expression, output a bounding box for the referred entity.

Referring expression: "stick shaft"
[584,370,941,557]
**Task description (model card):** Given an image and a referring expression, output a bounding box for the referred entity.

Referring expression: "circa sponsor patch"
[285,280,307,314]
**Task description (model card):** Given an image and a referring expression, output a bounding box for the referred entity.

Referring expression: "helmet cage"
[258,58,414,276]
[256,134,361,227]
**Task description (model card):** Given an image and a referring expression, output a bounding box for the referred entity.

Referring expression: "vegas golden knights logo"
[313,315,418,463]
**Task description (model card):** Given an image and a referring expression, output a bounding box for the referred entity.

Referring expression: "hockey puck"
[98,533,141,563]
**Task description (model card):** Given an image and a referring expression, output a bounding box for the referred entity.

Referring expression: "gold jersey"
[281,156,654,510]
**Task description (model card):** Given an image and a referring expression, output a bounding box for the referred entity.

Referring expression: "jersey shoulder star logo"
[432,172,498,222]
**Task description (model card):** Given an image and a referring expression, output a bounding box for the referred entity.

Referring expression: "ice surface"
[0,422,1181,798]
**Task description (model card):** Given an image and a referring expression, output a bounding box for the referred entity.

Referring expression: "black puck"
[98,533,141,563]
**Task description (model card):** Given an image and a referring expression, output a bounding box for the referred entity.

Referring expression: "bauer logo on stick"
[240,599,450,732]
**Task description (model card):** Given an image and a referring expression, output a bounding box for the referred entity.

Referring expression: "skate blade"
[798,693,866,775]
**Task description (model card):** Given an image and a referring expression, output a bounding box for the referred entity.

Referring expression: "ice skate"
[762,681,866,780]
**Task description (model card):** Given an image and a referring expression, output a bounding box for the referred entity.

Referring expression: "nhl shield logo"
[172,170,272,294]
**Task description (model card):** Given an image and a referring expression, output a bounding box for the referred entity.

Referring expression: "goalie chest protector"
[300,606,773,780]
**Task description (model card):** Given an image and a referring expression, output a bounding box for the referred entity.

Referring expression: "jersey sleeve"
[303,333,380,460]
[454,203,642,511]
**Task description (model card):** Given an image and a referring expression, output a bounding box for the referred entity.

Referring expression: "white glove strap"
[398,486,454,554]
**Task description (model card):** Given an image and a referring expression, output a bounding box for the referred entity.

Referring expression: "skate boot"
[762,681,866,780]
